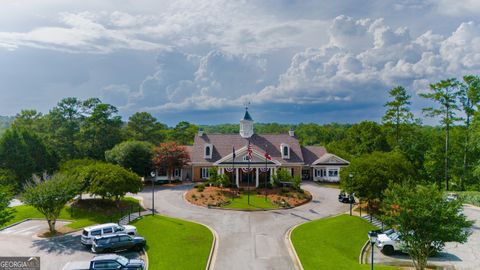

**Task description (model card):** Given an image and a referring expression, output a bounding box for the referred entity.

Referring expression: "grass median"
[132,215,213,270]
[291,214,398,270]
[3,197,143,229]
[221,192,278,210]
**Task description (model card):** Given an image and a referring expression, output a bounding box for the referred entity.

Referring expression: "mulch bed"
[185,186,312,208]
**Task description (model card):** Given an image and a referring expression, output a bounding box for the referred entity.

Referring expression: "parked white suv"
[375,229,403,255]
[81,223,137,246]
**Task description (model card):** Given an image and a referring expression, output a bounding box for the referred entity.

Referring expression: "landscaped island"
[185,185,312,210]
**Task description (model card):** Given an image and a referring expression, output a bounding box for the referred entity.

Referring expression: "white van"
[81,223,137,246]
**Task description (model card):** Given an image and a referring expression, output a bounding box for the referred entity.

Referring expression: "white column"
[255,168,259,187]
[235,168,239,187]
[269,167,273,182]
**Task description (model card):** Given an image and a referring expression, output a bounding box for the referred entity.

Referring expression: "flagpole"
[265,144,268,202]
[247,140,251,205]
[232,146,235,201]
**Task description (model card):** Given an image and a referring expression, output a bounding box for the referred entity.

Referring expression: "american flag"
[247,141,253,161]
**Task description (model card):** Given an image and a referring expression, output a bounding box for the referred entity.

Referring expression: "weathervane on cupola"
[239,101,254,138]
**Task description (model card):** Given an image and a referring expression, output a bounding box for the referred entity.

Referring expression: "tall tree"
[79,100,123,160]
[80,163,143,207]
[457,75,480,190]
[125,112,167,144]
[45,97,83,160]
[340,151,415,215]
[153,142,190,183]
[382,86,414,146]
[382,184,473,270]
[22,173,81,233]
[328,121,389,158]
[0,129,35,186]
[420,78,461,190]
[105,140,154,177]
[169,121,198,145]
[11,110,45,133]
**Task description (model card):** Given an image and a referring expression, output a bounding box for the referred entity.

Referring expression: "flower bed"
[185,185,312,209]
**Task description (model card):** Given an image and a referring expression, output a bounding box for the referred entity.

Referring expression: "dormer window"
[204,144,213,159]
[281,143,290,159]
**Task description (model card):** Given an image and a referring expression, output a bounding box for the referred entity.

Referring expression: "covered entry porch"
[219,166,277,188]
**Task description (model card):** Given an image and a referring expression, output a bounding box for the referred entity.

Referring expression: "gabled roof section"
[301,146,349,166]
[312,153,349,165]
[213,146,281,166]
[191,133,304,164]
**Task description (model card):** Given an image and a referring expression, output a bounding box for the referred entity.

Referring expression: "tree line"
[1,75,480,194]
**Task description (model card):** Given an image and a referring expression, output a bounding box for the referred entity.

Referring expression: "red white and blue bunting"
[241,167,254,173]
[259,167,269,173]
[225,167,234,173]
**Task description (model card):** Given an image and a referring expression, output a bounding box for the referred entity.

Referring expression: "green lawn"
[4,197,143,229]
[291,214,398,270]
[221,192,278,210]
[132,215,213,270]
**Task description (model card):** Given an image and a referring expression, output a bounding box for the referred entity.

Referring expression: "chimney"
[289,128,295,137]
[198,128,204,136]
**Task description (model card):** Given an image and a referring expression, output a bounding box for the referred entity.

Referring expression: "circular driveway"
[138,182,348,270]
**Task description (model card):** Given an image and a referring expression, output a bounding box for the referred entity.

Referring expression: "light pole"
[368,231,378,270]
[349,173,353,216]
[150,170,156,216]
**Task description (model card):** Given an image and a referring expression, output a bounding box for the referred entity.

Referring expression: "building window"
[201,168,210,179]
[173,168,181,178]
[243,155,250,161]
[157,167,167,177]
[315,168,326,178]
[204,144,213,159]
[280,143,290,159]
[203,143,213,158]
[328,169,338,177]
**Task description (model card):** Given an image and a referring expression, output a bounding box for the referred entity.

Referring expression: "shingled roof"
[191,133,304,165]
[301,146,327,165]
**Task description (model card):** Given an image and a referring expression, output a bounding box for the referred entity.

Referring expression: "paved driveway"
[0,220,141,270]
[138,181,348,270]
[373,205,480,270]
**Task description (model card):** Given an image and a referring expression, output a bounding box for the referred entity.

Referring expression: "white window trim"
[280,143,290,159]
[204,144,213,159]
[328,168,339,177]
[201,168,210,179]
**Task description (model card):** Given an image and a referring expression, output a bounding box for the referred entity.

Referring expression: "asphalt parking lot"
[0,220,141,270]
[373,205,480,270]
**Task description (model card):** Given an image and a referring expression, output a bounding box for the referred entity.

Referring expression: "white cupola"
[239,108,254,138]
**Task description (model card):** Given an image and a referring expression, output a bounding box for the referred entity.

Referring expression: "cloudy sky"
[1,0,479,125]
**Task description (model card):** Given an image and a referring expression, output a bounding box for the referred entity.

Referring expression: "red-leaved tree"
[153,142,190,183]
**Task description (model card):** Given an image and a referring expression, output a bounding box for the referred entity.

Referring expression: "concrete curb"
[141,248,149,270]
[203,222,219,270]
[359,240,370,264]
[285,224,304,270]
[0,218,75,231]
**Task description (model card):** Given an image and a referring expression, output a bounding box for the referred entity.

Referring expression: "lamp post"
[349,173,353,216]
[150,170,156,216]
[368,231,378,270]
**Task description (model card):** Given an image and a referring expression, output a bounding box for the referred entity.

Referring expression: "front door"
[302,169,310,181]
[240,169,255,187]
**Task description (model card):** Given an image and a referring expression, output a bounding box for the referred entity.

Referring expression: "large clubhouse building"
[156,109,349,187]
